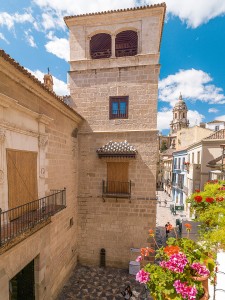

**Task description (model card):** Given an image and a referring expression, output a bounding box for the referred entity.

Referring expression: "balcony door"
[6,149,38,220]
[107,162,129,194]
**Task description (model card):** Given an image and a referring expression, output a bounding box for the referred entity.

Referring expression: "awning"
[97,140,137,158]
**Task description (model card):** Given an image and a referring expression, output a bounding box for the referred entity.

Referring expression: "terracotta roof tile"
[0,49,83,120]
[97,140,137,158]
[64,3,166,20]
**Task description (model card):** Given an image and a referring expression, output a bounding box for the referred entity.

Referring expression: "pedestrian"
[164,199,167,206]
[121,285,133,299]
[165,221,171,238]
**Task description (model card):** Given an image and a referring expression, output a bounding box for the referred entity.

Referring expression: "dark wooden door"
[6,149,38,220]
[10,260,35,300]
[107,162,129,193]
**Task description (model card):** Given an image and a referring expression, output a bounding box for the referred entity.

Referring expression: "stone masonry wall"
[0,68,80,300]
[70,65,160,132]
[77,130,157,267]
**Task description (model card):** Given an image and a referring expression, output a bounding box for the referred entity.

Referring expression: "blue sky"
[0,0,225,133]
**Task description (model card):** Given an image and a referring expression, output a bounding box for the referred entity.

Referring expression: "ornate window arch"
[115,30,138,57]
[90,33,112,59]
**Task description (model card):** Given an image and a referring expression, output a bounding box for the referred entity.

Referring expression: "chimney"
[43,68,53,92]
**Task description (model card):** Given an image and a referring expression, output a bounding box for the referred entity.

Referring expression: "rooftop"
[64,3,166,20]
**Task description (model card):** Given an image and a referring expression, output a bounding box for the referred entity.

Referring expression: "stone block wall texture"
[0,68,80,300]
[77,131,157,267]
[67,7,164,268]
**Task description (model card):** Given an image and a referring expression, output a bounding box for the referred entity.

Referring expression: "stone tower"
[64,3,166,267]
[43,69,54,92]
[170,94,189,134]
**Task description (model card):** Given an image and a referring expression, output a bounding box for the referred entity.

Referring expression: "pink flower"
[160,252,188,273]
[191,262,210,277]
[136,256,143,262]
[174,280,197,300]
[136,269,149,284]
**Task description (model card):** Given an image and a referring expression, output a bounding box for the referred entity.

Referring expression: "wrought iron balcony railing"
[0,189,66,247]
[102,180,131,198]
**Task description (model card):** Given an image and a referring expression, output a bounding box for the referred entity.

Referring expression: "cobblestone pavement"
[57,265,152,300]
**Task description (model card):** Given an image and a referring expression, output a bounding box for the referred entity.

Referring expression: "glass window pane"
[120,102,126,114]
[112,102,118,114]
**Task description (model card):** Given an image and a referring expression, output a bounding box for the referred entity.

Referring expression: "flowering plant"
[136,227,215,300]
[187,180,225,250]
[184,162,190,165]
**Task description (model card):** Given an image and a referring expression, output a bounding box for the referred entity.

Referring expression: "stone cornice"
[0,93,53,124]
[69,54,160,72]
[0,121,39,138]
[0,52,83,124]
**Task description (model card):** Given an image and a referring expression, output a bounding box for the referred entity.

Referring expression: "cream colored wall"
[0,66,81,300]
[187,144,202,194]
[68,7,164,62]
[176,126,213,150]
[68,7,164,267]
[77,130,157,267]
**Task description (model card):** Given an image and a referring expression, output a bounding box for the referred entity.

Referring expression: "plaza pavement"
[57,191,197,300]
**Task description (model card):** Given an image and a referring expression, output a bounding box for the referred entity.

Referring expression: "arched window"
[90,33,111,59]
[175,113,177,119]
[115,30,138,57]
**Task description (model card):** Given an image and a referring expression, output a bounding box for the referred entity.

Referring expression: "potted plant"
[135,227,215,300]
[187,180,225,250]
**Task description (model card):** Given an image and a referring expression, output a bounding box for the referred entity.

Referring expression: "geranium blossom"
[136,256,143,262]
[149,229,154,237]
[160,252,188,273]
[184,224,192,231]
[191,262,210,277]
[141,247,154,257]
[205,197,214,203]
[174,280,197,300]
[194,195,202,203]
[136,269,149,284]
[216,197,224,202]
[163,245,180,256]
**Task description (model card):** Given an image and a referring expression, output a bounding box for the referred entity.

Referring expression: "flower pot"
[192,275,209,300]
[200,287,209,300]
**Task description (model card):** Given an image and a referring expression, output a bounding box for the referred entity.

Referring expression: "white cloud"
[208,108,219,113]
[27,68,69,95]
[33,0,225,28]
[41,11,66,30]
[157,109,173,131]
[157,108,204,131]
[33,0,136,15]
[25,31,37,47]
[188,110,205,127]
[45,34,69,61]
[0,12,34,30]
[0,32,9,44]
[159,69,225,106]
[148,0,225,28]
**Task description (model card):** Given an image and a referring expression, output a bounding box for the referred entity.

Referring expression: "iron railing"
[102,180,131,198]
[0,189,66,247]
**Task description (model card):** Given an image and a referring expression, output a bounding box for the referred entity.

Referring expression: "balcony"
[102,180,131,199]
[0,189,66,247]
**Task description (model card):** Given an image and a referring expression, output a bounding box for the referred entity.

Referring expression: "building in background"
[201,120,225,132]
[172,149,188,211]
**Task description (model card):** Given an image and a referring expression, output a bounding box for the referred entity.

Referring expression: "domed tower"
[170,94,189,134]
